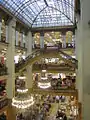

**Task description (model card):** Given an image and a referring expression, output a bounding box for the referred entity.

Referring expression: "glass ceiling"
[0,0,75,28]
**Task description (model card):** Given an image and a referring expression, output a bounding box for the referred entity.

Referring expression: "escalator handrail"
[59,49,78,62]
[15,50,41,71]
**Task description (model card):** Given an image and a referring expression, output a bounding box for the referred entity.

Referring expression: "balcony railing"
[33,43,75,50]
[32,63,75,72]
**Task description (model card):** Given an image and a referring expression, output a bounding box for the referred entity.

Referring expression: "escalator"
[15,49,77,74]
[59,49,78,68]
[59,49,77,62]
[15,50,41,74]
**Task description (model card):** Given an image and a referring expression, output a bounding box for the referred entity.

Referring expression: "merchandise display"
[0,80,6,99]
[33,73,76,90]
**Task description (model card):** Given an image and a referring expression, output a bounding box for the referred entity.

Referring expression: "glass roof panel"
[0,0,75,28]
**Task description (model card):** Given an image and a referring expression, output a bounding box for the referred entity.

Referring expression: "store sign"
[0,98,8,110]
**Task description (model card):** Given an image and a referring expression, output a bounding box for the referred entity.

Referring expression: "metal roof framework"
[0,0,75,28]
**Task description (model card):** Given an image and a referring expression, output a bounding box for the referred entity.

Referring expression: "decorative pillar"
[26,66,33,90]
[75,28,79,90]
[26,31,32,55]
[40,32,44,49]
[76,0,90,119]
[5,24,9,43]
[62,34,66,48]
[0,17,2,41]
[23,33,26,48]
[6,18,16,99]
[26,31,33,89]
[32,33,35,49]
[75,29,78,59]
[15,30,19,46]
[20,32,23,47]
[18,32,21,46]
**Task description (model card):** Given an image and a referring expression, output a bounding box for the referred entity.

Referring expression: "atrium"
[0,0,89,120]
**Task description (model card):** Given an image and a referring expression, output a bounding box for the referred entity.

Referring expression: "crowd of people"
[56,109,67,120]
[16,103,51,120]
[16,94,78,120]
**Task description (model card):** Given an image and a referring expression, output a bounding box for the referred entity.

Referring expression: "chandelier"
[38,81,51,89]
[37,69,51,89]
[12,76,34,109]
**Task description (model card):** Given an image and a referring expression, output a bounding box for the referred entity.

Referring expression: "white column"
[15,30,19,46]
[26,31,32,54]
[0,17,2,41]
[23,34,26,48]
[62,34,66,48]
[20,32,23,47]
[75,28,79,90]
[75,29,78,59]
[6,18,16,99]
[76,12,83,102]
[76,0,90,119]
[26,31,33,89]
[32,33,35,49]
[5,25,8,43]
[26,66,33,89]
[40,32,44,49]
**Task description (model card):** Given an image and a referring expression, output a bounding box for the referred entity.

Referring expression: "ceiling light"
[17,89,28,93]
[38,82,51,89]
[41,77,47,80]
[42,70,47,72]
[12,76,34,109]
[12,96,34,109]
[18,76,26,79]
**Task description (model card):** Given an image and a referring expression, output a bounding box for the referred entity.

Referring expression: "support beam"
[0,17,2,41]
[15,30,19,46]
[5,24,8,43]
[40,32,44,49]
[6,18,16,99]
[76,0,90,119]
[62,34,66,48]
[26,31,33,89]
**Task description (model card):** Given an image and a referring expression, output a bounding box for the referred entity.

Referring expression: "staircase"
[15,49,77,74]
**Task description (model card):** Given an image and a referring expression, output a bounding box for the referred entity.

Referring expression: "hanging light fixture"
[42,69,47,73]
[12,92,34,109]
[12,75,34,109]
[38,81,51,89]
[37,69,51,89]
